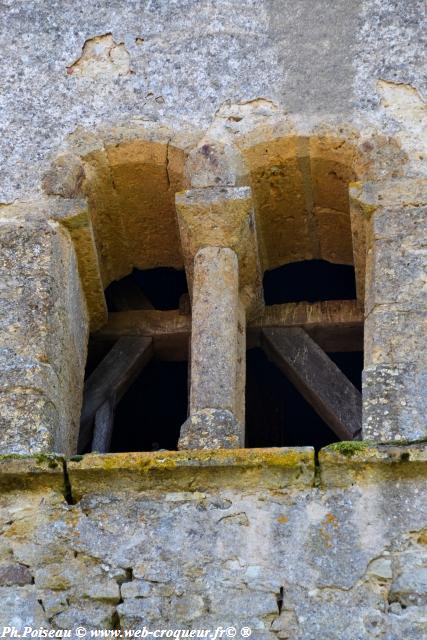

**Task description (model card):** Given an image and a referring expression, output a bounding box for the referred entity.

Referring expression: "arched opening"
[75,131,364,453]
[241,135,363,448]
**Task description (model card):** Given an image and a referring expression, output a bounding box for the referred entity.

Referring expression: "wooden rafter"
[78,336,153,453]
[92,300,363,360]
[261,327,362,441]
[91,397,115,453]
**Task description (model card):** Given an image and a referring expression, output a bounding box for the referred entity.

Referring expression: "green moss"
[0,454,31,460]
[327,441,371,457]
[69,455,84,462]
[35,454,61,468]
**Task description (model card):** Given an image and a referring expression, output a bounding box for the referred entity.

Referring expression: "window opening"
[246,348,363,450]
[110,360,188,453]
[263,260,356,305]
[105,267,188,312]
[253,259,362,447]
[79,268,189,454]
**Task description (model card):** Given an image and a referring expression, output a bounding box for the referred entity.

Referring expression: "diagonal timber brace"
[261,327,362,441]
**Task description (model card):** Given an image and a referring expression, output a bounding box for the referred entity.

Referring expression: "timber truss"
[78,299,362,454]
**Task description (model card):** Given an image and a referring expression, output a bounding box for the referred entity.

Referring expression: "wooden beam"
[78,336,153,452]
[91,397,115,453]
[93,310,191,360]
[261,327,362,440]
[92,300,363,360]
[250,300,363,351]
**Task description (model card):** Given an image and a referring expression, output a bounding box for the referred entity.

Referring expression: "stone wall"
[0,199,88,455]
[0,446,426,638]
[0,1,426,636]
[0,0,426,450]
[1,0,426,204]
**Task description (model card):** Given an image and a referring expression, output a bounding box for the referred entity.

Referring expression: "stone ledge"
[67,448,315,497]
[0,444,426,496]
[0,454,64,492]
[319,441,427,487]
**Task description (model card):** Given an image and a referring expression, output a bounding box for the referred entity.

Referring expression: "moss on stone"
[35,453,61,468]
[327,441,371,457]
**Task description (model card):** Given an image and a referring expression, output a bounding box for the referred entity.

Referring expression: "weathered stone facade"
[0,0,426,636]
[1,447,427,638]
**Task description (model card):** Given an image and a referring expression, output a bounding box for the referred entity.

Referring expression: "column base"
[178,409,244,450]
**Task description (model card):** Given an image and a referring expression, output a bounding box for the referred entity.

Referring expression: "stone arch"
[45,126,196,330]
[240,135,358,271]
[29,114,422,455]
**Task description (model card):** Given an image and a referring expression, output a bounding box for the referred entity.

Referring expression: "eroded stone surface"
[0,204,88,454]
[179,409,243,450]
[0,449,424,637]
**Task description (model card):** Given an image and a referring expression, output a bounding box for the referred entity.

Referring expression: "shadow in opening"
[105,267,188,311]
[263,260,356,305]
[109,360,188,452]
[246,348,363,450]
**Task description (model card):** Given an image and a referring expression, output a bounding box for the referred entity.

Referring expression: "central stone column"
[175,186,262,449]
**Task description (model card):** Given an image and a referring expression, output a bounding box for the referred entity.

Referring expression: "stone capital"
[175,186,263,317]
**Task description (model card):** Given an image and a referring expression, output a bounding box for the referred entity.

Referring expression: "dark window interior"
[263,259,356,304]
[110,360,188,452]
[105,267,188,311]
[84,260,362,453]
[246,348,363,450]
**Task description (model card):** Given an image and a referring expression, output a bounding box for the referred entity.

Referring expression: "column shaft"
[179,246,244,449]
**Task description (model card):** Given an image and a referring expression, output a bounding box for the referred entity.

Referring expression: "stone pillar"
[0,200,89,454]
[179,247,244,449]
[176,187,262,449]
[351,179,427,442]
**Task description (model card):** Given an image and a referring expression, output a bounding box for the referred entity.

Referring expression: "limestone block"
[38,590,69,619]
[42,153,85,198]
[370,204,427,243]
[117,596,164,626]
[0,586,47,630]
[84,580,121,604]
[366,557,393,581]
[185,139,248,188]
[206,588,278,618]
[0,207,88,454]
[314,206,354,265]
[35,557,120,604]
[179,408,243,450]
[363,364,427,442]
[270,609,299,638]
[0,563,33,586]
[0,392,58,453]
[364,309,426,366]
[170,594,206,620]
[359,180,427,442]
[54,603,116,630]
[365,236,426,316]
[120,580,151,599]
[175,186,263,317]
[390,553,427,606]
